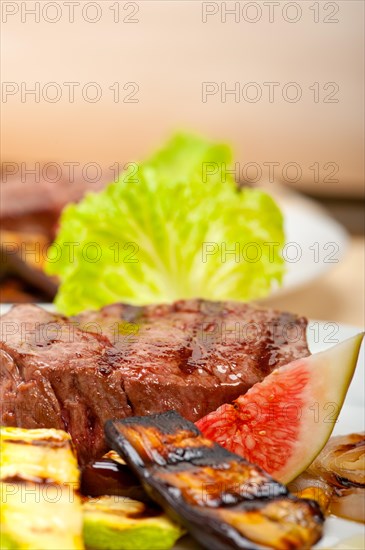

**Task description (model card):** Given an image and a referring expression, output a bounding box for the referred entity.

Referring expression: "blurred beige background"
[1,1,364,325]
[1,0,364,196]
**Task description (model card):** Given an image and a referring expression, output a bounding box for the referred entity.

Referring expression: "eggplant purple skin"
[105,411,324,550]
[80,457,148,502]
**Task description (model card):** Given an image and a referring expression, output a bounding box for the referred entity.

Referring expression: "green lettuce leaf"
[45,134,285,315]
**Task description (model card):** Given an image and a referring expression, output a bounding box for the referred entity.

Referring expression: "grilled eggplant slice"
[0,427,83,550]
[83,495,185,550]
[105,411,324,550]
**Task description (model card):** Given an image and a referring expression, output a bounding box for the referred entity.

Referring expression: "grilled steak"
[0,300,309,465]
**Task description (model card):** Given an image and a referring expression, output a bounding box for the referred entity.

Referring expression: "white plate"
[0,305,363,548]
[271,192,349,297]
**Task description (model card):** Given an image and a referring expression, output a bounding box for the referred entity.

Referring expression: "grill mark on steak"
[47,376,69,432]
[1,301,310,465]
[119,377,135,417]
[175,341,196,375]
[181,302,233,385]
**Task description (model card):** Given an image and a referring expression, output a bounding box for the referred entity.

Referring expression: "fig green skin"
[83,519,183,550]
[280,332,365,484]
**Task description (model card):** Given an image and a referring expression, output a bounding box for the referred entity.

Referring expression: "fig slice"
[196,334,364,484]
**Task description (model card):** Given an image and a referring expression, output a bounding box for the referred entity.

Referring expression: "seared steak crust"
[1,300,309,464]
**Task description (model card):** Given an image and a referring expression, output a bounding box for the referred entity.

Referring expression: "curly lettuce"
[46,134,285,314]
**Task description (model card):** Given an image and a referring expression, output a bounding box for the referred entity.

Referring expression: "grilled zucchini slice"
[82,495,185,550]
[0,427,83,550]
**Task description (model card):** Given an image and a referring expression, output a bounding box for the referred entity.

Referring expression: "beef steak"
[0,300,309,465]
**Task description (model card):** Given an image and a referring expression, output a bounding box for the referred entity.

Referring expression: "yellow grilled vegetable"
[0,427,83,550]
